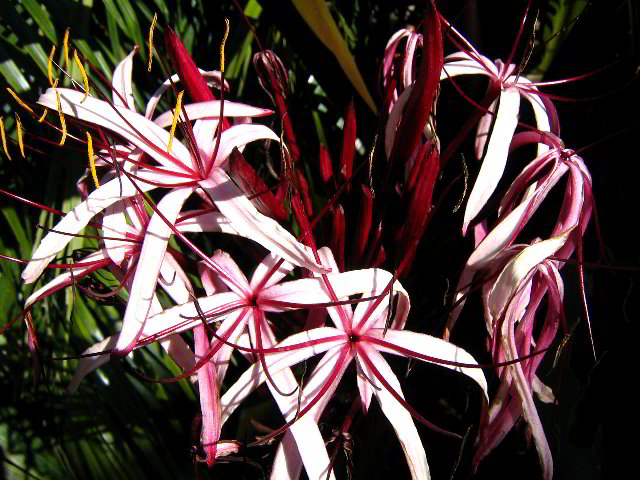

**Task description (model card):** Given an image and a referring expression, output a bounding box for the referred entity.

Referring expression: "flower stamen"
[148,13,157,72]
[48,45,57,87]
[73,49,89,103]
[86,132,99,188]
[63,28,70,70]
[55,89,67,146]
[167,90,184,153]
[15,113,25,158]
[0,116,10,161]
[6,88,35,116]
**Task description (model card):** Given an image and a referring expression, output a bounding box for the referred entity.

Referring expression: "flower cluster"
[3,2,596,479]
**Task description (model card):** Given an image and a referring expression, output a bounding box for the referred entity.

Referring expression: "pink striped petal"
[114,187,195,355]
[112,48,137,111]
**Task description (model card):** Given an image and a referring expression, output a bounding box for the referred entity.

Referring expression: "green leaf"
[2,207,31,261]
[290,0,376,112]
[20,0,58,44]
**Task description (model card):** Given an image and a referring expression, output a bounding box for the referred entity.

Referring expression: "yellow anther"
[15,113,25,158]
[0,116,11,161]
[73,49,89,102]
[48,45,57,87]
[37,108,48,123]
[6,88,35,116]
[55,89,67,146]
[220,18,230,73]
[167,90,184,154]
[86,132,100,188]
[148,13,157,72]
[63,28,70,70]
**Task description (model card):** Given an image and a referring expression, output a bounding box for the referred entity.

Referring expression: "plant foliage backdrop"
[0,0,635,479]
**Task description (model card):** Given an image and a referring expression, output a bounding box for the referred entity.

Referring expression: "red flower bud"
[340,100,356,191]
[318,144,333,185]
[331,205,346,271]
[165,27,215,103]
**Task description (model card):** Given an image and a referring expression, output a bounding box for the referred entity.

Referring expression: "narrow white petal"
[37,88,192,171]
[358,345,430,480]
[114,187,195,354]
[22,172,160,283]
[112,48,137,111]
[153,101,272,128]
[367,330,488,399]
[220,328,346,424]
[488,230,573,321]
[463,88,521,234]
[200,169,329,274]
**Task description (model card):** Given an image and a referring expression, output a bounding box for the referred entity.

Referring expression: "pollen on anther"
[63,28,70,70]
[73,49,89,103]
[148,13,157,72]
[55,89,67,146]
[37,108,48,123]
[15,113,25,159]
[48,45,57,87]
[220,18,230,73]
[167,90,184,154]
[86,132,100,188]
[0,116,11,161]
[6,88,35,116]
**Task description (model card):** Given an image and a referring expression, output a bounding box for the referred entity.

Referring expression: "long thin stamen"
[48,45,57,87]
[0,116,10,161]
[63,28,70,71]
[86,132,99,188]
[55,89,67,146]
[73,49,89,102]
[14,113,25,158]
[6,88,35,116]
[167,90,184,154]
[148,13,157,72]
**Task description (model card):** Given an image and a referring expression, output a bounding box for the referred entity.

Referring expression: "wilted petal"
[488,230,573,321]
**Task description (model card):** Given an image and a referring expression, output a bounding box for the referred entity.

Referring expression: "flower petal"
[212,124,281,167]
[112,47,137,111]
[250,252,295,292]
[358,345,430,480]
[220,327,346,425]
[488,230,573,321]
[366,330,488,399]
[259,268,397,313]
[153,101,273,128]
[113,186,195,355]
[37,88,192,172]
[463,87,521,235]
[22,171,161,283]
[200,169,329,274]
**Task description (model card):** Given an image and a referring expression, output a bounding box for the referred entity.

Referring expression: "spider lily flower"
[439,43,558,235]
[385,0,442,173]
[445,134,593,339]
[22,43,329,356]
[65,248,413,477]
[220,252,488,480]
[471,232,573,480]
